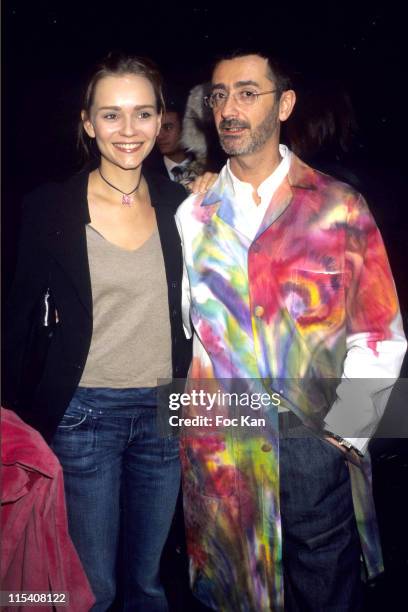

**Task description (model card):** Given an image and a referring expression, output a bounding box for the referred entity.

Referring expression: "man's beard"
[218,105,279,156]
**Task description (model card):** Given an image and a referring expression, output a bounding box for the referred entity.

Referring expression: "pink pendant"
[122,194,133,206]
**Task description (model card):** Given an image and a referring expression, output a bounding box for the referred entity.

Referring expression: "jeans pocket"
[57,411,88,430]
[318,434,348,460]
[163,434,181,462]
[305,510,357,552]
[298,424,347,461]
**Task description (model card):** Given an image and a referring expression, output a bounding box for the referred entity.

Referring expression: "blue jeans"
[51,387,181,612]
[280,426,363,611]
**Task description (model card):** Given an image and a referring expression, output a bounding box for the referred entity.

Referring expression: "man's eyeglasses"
[204,89,278,109]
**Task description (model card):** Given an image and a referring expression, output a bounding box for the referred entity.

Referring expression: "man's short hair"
[212,48,293,97]
[163,101,183,119]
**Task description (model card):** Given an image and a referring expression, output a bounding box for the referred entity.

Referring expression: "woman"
[3,54,192,611]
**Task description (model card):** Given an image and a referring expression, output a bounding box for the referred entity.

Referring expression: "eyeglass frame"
[204,89,278,109]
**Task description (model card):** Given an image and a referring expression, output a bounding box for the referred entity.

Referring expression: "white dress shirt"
[163,156,191,181]
[223,144,291,240]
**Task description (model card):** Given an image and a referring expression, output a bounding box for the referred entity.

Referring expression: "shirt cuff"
[342,436,369,455]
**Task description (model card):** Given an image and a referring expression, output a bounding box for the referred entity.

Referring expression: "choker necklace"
[98,168,142,206]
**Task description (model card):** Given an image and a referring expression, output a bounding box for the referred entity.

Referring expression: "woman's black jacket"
[2,170,192,442]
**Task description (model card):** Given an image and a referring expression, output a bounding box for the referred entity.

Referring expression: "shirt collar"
[201,145,294,208]
[225,144,291,203]
[163,155,191,174]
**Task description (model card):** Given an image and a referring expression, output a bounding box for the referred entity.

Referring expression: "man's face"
[156,111,183,156]
[211,55,281,157]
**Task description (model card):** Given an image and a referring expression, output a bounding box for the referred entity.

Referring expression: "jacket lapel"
[255,179,293,239]
[155,205,181,289]
[198,155,318,239]
[42,169,188,318]
[44,172,93,316]
[147,176,184,289]
[256,154,318,239]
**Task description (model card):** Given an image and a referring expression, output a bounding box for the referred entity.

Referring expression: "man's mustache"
[219,119,250,130]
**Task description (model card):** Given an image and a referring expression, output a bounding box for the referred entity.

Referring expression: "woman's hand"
[189,172,218,194]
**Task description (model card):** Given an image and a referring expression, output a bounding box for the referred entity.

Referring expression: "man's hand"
[189,172,218,194]
[324,434,362,466]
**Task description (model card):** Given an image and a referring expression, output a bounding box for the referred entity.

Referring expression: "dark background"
[2,1,407,610]
[3,0,407,183]
[3,0,407,298]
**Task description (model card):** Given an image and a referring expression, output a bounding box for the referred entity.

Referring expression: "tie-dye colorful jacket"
[175,154,406,611]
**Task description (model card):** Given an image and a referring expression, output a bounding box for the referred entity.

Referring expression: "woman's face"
[82,73,161,171]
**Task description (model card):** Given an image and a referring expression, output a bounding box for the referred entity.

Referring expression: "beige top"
[79,225,172,388]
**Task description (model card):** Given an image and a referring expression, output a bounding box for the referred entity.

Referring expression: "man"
[151,106,205,190]
[156,109,191,178]
[175,51,407,611]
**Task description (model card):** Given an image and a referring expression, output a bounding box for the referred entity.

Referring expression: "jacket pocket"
[289,268,343,326]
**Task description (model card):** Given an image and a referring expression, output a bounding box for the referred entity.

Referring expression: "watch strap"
[323,430,364,457]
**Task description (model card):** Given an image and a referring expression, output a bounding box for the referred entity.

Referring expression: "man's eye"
[239,91,257,100]
[212,92,226,101]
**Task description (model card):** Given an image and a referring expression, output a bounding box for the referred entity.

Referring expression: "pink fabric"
[1,407,95,611]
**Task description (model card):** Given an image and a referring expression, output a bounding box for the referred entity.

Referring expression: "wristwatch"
[323,430,364,457]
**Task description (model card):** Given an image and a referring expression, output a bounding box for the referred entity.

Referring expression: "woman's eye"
[138,111,152,120]
[103,113,118,120]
